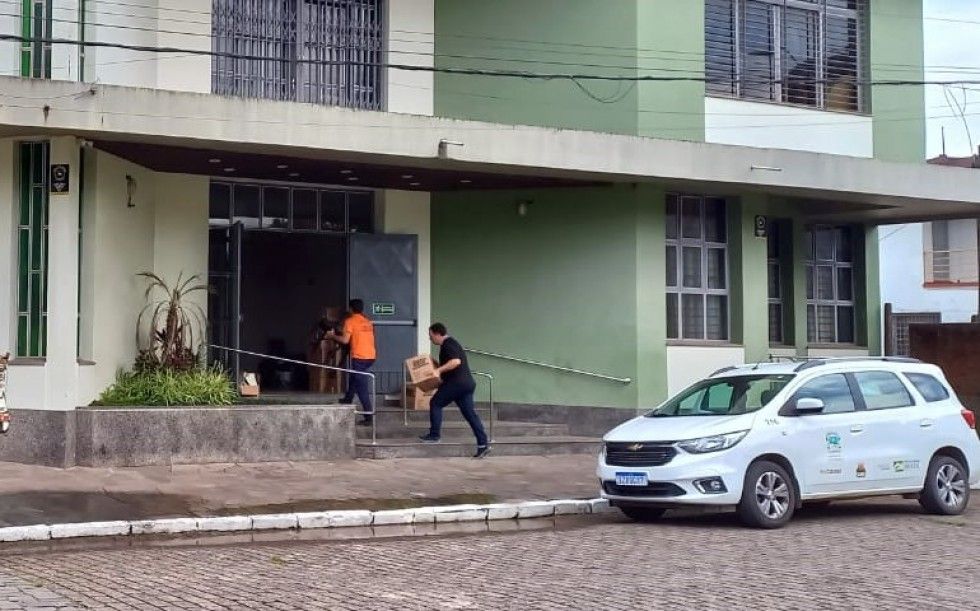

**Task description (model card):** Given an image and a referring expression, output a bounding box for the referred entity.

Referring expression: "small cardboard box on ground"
[405,384,436,410]
[404,355,442,392]
[239,372,260,397]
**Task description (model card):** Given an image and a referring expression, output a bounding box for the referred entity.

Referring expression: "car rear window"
[904,372,950,403]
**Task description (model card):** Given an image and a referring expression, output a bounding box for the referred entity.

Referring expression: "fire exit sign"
[372,303,395,316]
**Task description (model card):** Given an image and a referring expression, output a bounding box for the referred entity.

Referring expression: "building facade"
[2,0,979,450]
[879,151,980,355]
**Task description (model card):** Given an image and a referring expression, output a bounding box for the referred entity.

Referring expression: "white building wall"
[386,0,434,116]
[0,10,18,77]
[879,223,978,323]
[705,97,874,158]
[666,346,745,397]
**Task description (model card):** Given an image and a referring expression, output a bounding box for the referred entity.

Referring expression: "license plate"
[615,472,648,487]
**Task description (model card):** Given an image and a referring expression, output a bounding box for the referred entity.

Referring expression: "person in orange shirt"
[328,299,376,425]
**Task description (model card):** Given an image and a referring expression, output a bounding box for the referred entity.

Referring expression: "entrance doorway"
[207,180,417,396]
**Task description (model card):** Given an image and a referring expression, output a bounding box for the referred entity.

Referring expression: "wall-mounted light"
[438,139,464,158]
[516,199,532,217]
[125,175,137,208]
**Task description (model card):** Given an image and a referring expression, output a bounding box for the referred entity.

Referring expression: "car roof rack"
[793,356,923,372]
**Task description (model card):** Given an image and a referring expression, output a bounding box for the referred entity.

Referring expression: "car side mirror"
[795,397,825,415]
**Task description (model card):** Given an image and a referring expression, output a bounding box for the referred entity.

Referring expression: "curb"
[0,499,614,544]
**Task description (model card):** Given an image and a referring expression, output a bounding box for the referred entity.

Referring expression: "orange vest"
[343,313,376,360]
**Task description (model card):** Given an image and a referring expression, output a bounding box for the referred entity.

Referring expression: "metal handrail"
[401,363,495,443]
[209,345,377,445]
[466,348,632,384]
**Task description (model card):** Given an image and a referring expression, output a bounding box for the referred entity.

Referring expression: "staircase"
[355,402,602,459]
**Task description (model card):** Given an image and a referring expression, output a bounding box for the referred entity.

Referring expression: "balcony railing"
[924,249,979,285]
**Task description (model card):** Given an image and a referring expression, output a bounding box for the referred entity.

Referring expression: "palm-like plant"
[136,272,209,371]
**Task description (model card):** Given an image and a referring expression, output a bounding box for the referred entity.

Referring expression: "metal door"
[208,222,243,381]
[349,233,418,394]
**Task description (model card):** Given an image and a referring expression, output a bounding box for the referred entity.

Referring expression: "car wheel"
[619,506,667,522]
[737,461,797,529]
[919,455,970,516]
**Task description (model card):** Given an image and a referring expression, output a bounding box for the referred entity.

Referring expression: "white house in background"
[879,150,980,355]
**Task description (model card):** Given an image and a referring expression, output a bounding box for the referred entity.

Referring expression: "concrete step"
[356,420,570,440]
[355,436,602,459]
[370,407,499,426]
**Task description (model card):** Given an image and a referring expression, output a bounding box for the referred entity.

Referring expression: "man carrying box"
[419,323,490,458]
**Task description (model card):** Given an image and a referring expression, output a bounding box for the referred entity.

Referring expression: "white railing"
[466,348,633,384]
[924,249,978,285]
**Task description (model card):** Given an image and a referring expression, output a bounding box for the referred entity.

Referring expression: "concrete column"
[862,226,882,355]
[51,0,81,81]
[733,195,770,363]
[44,136,80,410]
[634,184,667,408]
[792,221,809,357]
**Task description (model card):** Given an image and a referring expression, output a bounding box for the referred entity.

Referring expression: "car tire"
[919,455,970,516]
[619,506,667,522]
[737,460,797,529]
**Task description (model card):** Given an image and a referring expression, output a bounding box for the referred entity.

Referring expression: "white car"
[598,357,980,528]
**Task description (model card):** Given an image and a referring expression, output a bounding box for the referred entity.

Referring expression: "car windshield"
[648,375,795,417]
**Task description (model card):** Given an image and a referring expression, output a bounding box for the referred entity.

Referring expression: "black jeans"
[429,384,488,448]
[343,358,375,413]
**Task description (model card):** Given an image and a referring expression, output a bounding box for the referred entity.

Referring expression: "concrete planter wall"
[0,405,355,467]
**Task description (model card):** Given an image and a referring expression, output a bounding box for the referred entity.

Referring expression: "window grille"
[17,141,50,358]
[766,219,786,344]
[666,195,730,341]
[705,0,869,113]
[211,0,384,110]
[805,225,856,344]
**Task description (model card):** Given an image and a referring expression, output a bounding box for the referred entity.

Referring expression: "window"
[209,182,374,234]
[16,141,50,358]
[905,373,950,403]
[211,0,384,110]
[666,195,729,341]
[806,226,856,344]
[923,220,978,286]
[650,375,794,417]
[853,371,913,410]
[792,374,855,414]
[21,0,52,78]
[767,219,787,344]
[705,0,869,112]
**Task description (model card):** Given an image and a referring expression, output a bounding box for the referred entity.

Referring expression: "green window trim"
[17,141,50,358]
[20,0,52,79]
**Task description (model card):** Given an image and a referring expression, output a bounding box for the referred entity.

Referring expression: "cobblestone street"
[1,498,977,610]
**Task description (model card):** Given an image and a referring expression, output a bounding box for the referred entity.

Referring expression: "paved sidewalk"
[0,456,598,527]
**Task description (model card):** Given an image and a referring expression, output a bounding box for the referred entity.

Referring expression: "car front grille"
[605,442,677,467]
[602,481,686,498]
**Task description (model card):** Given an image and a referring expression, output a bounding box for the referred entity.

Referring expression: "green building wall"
[429,1,918,406]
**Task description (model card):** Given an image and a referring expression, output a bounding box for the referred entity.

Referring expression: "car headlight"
[676,431,748,454]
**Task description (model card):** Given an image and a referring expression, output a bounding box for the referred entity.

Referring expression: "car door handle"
[920,419,934,428]
[850,425,864,433]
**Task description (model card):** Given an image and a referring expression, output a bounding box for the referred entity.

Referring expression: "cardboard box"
[404,355,442,392]
[405,385,435,411]
[239,372,260,397]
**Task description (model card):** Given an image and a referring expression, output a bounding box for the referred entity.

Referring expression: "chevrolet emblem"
[627,443,644,451]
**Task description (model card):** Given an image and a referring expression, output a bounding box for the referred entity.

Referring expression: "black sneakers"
[473,446,491,459]
[418,433,441,443]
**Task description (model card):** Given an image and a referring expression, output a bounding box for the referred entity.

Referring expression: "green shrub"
[96,366,236,407]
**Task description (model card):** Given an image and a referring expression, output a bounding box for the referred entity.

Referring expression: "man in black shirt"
[419,323,490,458]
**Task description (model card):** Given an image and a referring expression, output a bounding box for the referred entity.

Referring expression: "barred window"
[666,195,729,341]
[806,226,856,344]
[767,219,787,344]
[211,0,384,110]
[705,0,868,113]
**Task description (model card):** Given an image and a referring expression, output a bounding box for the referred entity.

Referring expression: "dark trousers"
[429,384,488,448]
[342,358,375,413]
